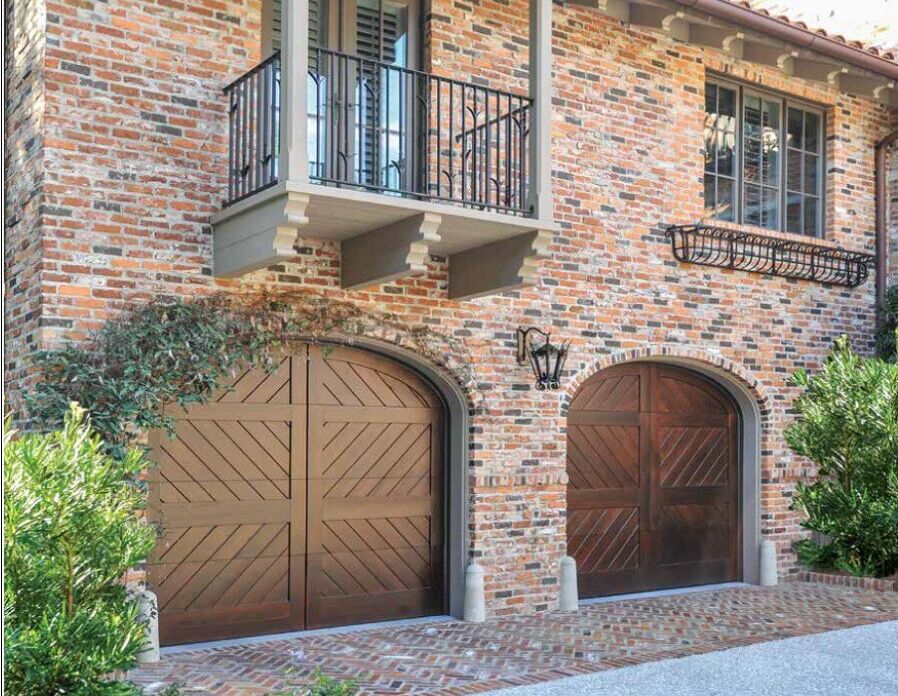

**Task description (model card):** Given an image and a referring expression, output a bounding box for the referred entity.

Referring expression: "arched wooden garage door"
[148,344,444,645]
[566,363,740,598]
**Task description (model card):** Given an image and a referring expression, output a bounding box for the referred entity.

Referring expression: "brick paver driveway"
[128,583,898,695]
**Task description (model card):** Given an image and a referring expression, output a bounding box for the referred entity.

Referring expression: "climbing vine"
[28,290,476,459]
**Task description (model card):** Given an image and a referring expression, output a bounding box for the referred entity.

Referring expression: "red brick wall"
[5,0,47,421]
[6,0,897,615]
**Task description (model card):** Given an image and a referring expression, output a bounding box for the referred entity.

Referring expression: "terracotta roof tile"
[731,0,898,63]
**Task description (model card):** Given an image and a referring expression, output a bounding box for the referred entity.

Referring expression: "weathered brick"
[4,0,898,621]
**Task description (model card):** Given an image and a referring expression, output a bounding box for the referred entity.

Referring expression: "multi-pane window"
[704,79,825,237]
[704,83,737,221]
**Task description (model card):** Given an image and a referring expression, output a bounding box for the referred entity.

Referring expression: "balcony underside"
[212,180,555,300]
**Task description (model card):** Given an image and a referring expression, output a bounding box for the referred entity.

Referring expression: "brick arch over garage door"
[566,362,741,598]
[148,343,445,645]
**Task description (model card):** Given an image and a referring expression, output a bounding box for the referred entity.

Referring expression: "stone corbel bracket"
[341,212,443,290]
[448,228,553,300]
[213,190,311,277]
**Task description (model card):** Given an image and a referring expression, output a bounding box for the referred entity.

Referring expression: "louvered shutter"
[355,0,406,187]
[271,0,281,51]
[268,0,323,55]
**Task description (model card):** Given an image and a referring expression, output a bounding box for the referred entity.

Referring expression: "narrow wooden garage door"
[148,344,443,644]
[566,363,740,598]
[306,345,443,628]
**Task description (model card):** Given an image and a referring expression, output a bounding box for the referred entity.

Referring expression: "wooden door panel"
[567,507,640,574]
[656,503,732,565]
[567,363,740,598]
[306,345,443,629]
[149,352,307,645]
[657,425,729,488]
[567,425,640,489]
[150,344,445,642]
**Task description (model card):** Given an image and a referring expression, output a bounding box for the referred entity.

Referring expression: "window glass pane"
[705,83,717,115]
[786,193,802,234]
[744,137,760,183]
[718,86,736,118]
[704,173,716,211]
[718,129,735,177]
[804,111,820,152]
[744,184,760,226]
[717,178,735,221]
[762,99,780,131]
[803,197,818,236]
[762,136,779,186]
[761,99,780,186]
[787,148,802,192]
[704,121,716,173]
[803,153,818,194]
[744,94,761,139]
[761,187,779,229]
[744,95,761,139]
[787,107,803,148]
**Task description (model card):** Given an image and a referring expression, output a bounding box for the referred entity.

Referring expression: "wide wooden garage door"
[566,363,740,598]
[148,344,444,645]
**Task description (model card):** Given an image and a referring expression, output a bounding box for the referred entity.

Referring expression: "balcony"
[212,0,554,300]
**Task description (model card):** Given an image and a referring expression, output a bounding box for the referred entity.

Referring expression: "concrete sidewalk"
[484,620,898,696]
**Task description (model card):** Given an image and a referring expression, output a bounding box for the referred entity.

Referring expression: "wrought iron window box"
[666,224,874,288]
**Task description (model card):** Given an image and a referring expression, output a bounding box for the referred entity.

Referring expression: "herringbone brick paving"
[128,583,898,695]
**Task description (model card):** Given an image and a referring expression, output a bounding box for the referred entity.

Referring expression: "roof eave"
[674,0,898,81]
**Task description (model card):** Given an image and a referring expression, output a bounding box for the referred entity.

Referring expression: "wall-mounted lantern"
[516,327,571,390]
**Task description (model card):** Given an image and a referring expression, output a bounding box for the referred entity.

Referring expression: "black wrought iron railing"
[666,224,875,288]
[224,49,532,215]
[225,52,281,206]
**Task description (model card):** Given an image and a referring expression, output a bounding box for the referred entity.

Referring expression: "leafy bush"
[303,670,357,696]
[4,405,158,695]
[876,285,898,361]
[785,337,898,578]
[26,297,281,460]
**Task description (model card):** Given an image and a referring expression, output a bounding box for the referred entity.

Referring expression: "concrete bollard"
[558,555,578,613]
[759,539,778,587]
[463,562,486,623]
[135,589,161,664]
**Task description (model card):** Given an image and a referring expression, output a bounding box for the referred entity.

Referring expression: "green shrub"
[785,337,898,578]
[876,285,898,362]
[26,297,281,461]
[4,405,158,695]
[304,670,357,696]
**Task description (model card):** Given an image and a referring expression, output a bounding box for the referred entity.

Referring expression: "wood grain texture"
[567,363,740,598]
[149,344,445,644]
[306,345,444,628]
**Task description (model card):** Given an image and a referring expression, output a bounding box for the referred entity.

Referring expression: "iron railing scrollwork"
[666,224,874,288]
[225,52,281,206]
[224,49,532,215]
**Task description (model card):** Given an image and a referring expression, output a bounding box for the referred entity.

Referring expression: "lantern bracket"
[516,326,571,390]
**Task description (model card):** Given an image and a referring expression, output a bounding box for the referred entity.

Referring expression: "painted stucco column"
[280,0,309,186]
[528,0,553,222]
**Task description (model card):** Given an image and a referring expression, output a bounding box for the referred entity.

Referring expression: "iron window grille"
[666,224,874,288]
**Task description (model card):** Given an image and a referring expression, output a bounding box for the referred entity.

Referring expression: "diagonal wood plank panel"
[148,344,445,644]
[567,363,740,598]
[306,345,444,629]
[148,349,308,645]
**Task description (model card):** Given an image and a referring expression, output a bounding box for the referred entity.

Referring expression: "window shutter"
[268,0,323,55]
[271,0,281,52]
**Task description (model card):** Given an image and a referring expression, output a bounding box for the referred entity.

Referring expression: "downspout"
[875,128,898,326]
